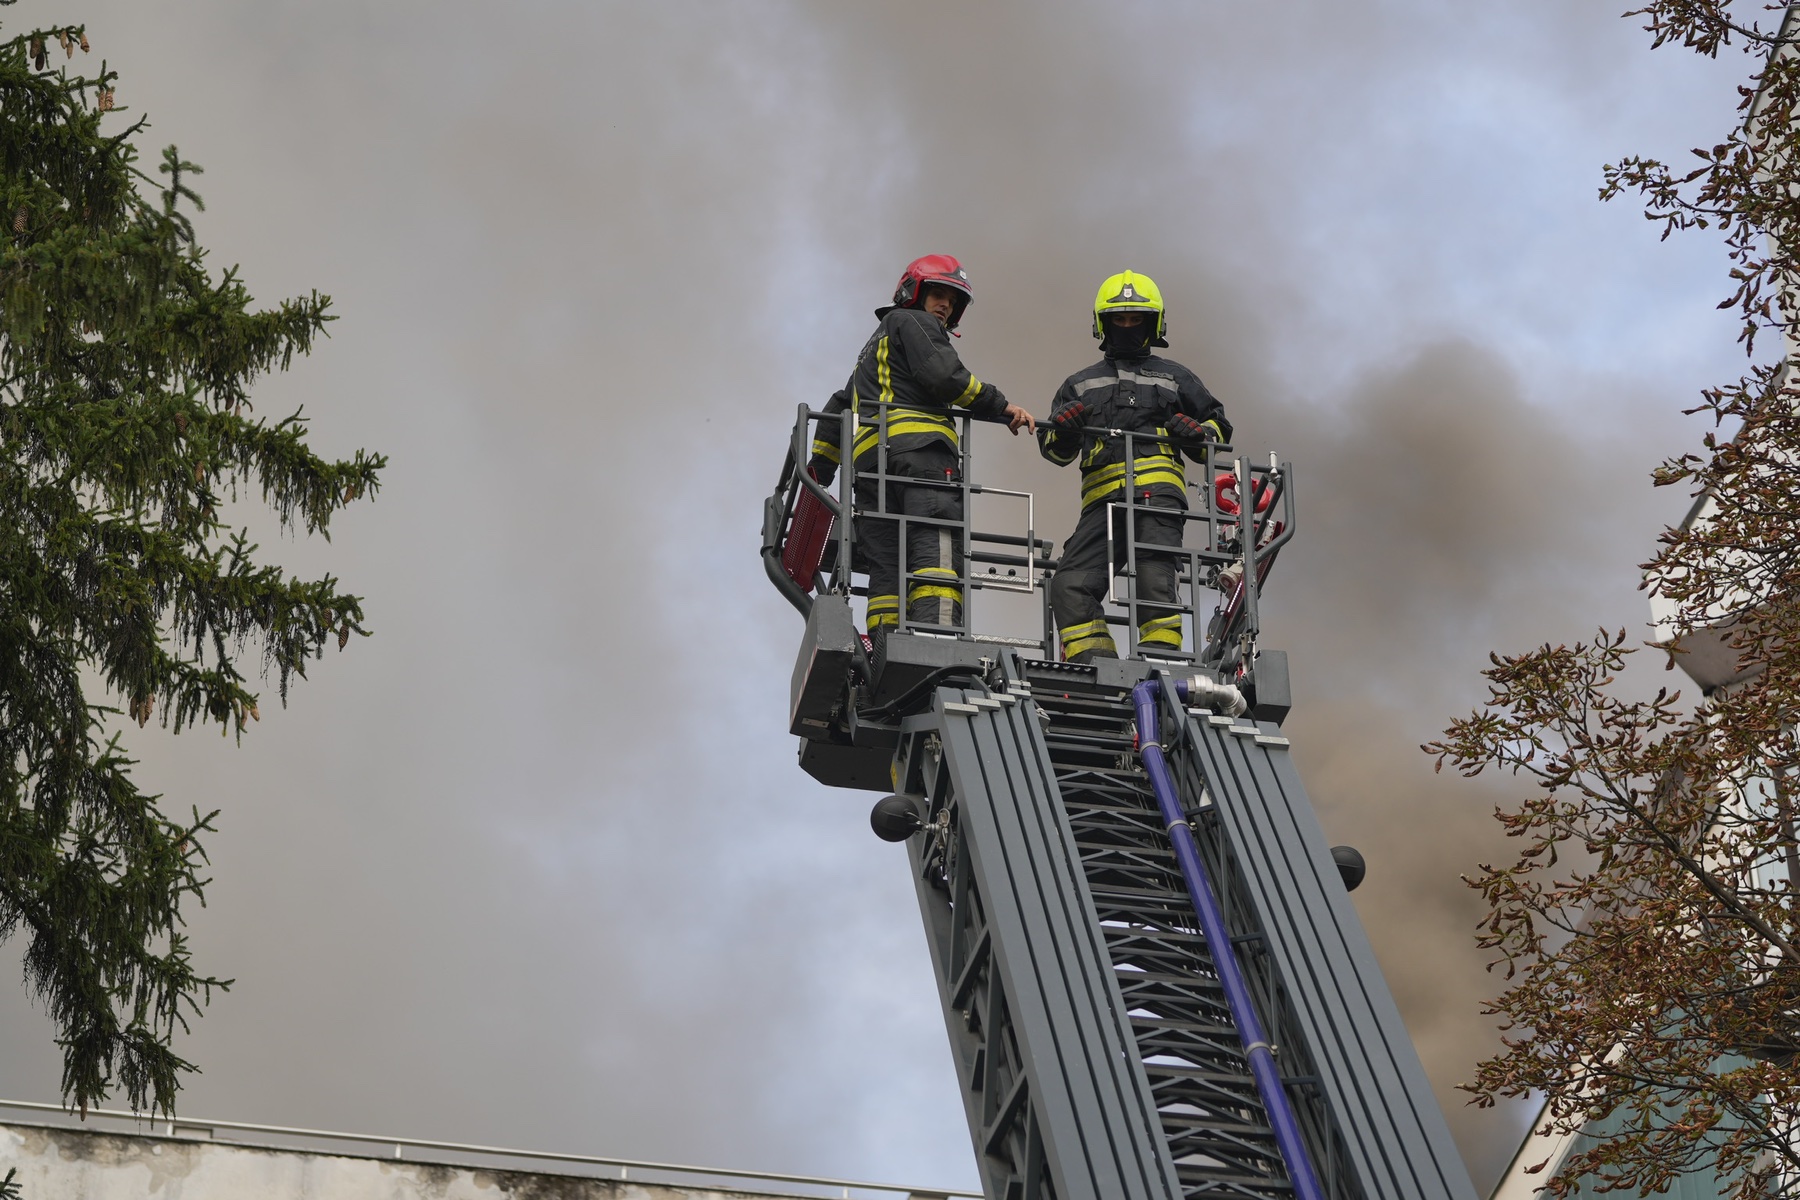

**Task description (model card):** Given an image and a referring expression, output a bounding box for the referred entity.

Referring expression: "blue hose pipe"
[1130,678,1326,1200]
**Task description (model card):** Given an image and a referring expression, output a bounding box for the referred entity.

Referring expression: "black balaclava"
[1101,313,1155,360]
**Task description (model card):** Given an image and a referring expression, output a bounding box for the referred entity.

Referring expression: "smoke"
[1259,343,1696,1171]
[0,0,1745,1192]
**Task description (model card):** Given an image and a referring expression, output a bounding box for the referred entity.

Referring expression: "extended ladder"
[887,654,1471,1200]
[762,404,1476,1200]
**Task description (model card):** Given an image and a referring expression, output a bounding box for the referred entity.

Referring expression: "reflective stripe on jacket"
[1036,354,1230,509]
[811,307,1007,469]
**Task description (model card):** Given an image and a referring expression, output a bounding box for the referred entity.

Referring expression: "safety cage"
[761,401,1294,671]
[760,401,1295,792]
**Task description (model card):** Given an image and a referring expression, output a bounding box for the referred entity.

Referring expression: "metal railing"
[762,402,1056,650]
[763,403,1294,668]
[1092,429,1293,667]
[0,1098,979,1200]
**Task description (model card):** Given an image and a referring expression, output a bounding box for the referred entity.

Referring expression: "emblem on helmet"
[1092,270,1169,343]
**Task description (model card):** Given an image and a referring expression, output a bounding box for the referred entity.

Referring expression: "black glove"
[1049,402,1088,432]
[1168,413,1217,444]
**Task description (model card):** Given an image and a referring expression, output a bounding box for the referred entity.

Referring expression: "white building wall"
[1,1121,846,1200]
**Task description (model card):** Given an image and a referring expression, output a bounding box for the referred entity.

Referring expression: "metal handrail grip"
[0,1098,980,1200]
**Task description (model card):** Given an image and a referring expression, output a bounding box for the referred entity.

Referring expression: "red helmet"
[892,254,973,329]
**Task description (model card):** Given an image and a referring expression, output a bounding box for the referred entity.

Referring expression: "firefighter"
[1038,270,1231,663]
[808,255,1035,643]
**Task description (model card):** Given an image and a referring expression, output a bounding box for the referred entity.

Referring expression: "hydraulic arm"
[762,404,1476,1200]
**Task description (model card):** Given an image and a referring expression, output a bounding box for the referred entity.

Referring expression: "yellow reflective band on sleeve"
[1079,455,1186,507]
[1042,439,1079,466]
[1059,619,1118,660]
[951,375,982,408]
[1202,419,1222,441]
[877,336,893,406]
[810,438,841,464]
[1138,614,1183,649]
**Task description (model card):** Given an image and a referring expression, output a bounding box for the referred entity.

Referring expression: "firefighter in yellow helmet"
[1037,271,1231,663]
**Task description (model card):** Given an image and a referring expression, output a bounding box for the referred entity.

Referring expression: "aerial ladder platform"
[762,405,1478,1200]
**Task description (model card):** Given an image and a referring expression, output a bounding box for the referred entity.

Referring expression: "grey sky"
[0,2,1754,1193]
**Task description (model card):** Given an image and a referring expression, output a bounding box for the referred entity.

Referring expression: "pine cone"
[98,88,114,113]
[30,38,44,70]
[57,31,70,58]
[12,207,26,234]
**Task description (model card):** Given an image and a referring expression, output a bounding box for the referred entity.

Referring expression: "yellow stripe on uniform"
[907,566,963,606]
[1080,454,1186,507]
[1138,614,1183,649]
[848,336,965,460]
[810,438,841,464]
[853,410,959,460]
[867,594,900,630]
[950,375,982,407]
[1058,618,1116,660]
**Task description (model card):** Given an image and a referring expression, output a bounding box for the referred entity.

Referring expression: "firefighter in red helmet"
[810,255,1035,643]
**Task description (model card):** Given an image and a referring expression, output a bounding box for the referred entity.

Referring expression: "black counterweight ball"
[870,794,925,842]
[1331,845,1366,892]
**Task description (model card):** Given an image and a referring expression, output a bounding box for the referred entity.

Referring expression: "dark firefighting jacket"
[809,306,1009,479]
[1037,354,1230,509]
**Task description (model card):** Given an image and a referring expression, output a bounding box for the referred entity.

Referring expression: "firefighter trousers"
[1050,494,1185,661]
[853,443,965,634]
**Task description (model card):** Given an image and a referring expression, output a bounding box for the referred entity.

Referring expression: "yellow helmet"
[1092,270,1167,342]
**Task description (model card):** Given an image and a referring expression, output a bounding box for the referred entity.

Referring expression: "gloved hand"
[1049,402,1088,433]
[1168,413,1217,445]
[807,457,837,487]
